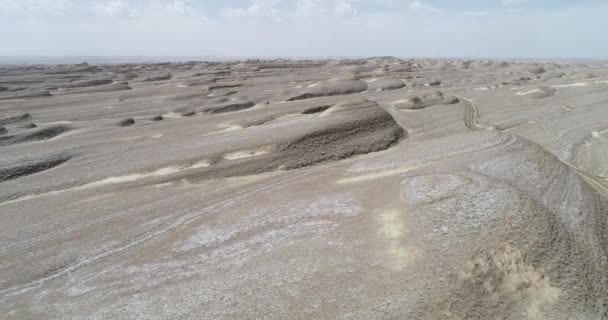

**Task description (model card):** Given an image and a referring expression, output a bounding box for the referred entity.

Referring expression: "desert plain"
[1,58,608,319]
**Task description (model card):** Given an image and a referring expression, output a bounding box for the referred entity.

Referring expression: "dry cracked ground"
[1,58,608,319]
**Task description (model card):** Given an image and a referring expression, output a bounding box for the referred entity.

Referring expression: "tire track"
[455,94,486,131]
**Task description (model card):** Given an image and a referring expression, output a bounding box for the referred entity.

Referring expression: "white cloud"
[222,0,358,22]
[222,0,284,22]
[0,0,74,16]
[295,0,358,18]
[408,0,441,15]
[0,0,607,59]
[94,0,138,18]
[0,0,205,19]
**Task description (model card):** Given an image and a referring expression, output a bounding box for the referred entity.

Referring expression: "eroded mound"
[0,113,31,126]
[63,79,113,88]
[192,98,405,179]
[276,113,404,169]
[0,91,52,100]
[530,66,547,74]
[0,125,71,146]
[366,78,406,91]
[391,91,459,110]
[117,118,135,127]
[62,83,132,94]
[0,154,72,182]
[203,100,256,114]
[301,105,332,114]
[142,73,173,82]
[287,79,368,101]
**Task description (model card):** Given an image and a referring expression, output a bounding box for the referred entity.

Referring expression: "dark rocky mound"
[0,113,31,126]
[392,91,459,110]
[0,154,72,182]
[151,115,164,121]
[181,98,405,180]
[63,79,113,88]
[0,91,53,100]
[44,66,101,74]
[287,79,368,101]
[0,126,6,135]
[301,105,332,114]
[21,123,37,129]
[0,125,71,146]
[203,100,256,114]
[276,112,404,170]
[208,83,242,90]
[171,107,197,117]
[63,83,131,94]
[179,78,218,87]
[530,67,546,74]
[0,86,8,92]
[142,73,173,82]
[117,118,135,127]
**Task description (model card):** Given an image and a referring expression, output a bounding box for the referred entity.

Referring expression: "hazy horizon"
[1,55,608,66]
[2,0,608,60]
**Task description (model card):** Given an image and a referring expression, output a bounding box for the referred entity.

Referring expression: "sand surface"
[1,58,608,319]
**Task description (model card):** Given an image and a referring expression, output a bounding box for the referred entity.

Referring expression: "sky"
[1,0,607,59]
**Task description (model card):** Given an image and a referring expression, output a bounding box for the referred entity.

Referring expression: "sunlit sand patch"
[190,160,211,168]
[337,163,433,184]
[473,87,491,91]
[215,124,244,133]
[82,167,182,188]
[0,160,214,206]
[307,83,320,88]
[553,82,588,88]
[151,134,163,139]
[37,120,73,125]
[377,209,417,271]
[223,145,274,160]
[318,107,335,118]
[153,182,174,189]
[517,88,543,96]
[365,78,379,83]
[162,112,183,119]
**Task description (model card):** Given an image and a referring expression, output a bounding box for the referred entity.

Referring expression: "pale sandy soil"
[1,58,608,319]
